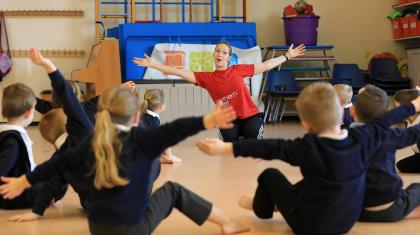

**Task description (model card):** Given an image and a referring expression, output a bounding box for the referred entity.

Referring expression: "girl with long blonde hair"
[0,87,249,235]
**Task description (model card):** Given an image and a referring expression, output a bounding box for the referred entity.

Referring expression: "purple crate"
[283,16,320,46]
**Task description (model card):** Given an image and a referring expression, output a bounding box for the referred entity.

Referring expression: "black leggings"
[219,113,264,142]
[253,168,350,235]
[396,153,420,173]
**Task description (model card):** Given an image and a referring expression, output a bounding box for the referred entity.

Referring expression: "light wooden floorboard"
[1,121,420,234]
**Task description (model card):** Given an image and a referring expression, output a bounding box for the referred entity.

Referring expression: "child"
[6,48,93,222]
[348,85,420,222]
[0,87,249,235]
[394,88,420,173]
[0,82,66,215]
[133,42,305,142]
[140,89,182,164]
[38,109,67,148]
[334,84,353,129]
[0,83,37,209]
[35,78,136,125]
[196,82,420,235]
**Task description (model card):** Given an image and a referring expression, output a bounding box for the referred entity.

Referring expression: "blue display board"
[107,23,257,81]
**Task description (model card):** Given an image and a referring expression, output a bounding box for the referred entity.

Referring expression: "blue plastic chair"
[264,71,299,123]
[332,64,365,93]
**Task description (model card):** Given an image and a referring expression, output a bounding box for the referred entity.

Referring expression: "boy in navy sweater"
[0,82,66,215]
[0,83,38,209]
[347,85,420,221]
[197,82,420,235]
[394,88,420,173]
[0,88,249,235]
[6,48,93,222]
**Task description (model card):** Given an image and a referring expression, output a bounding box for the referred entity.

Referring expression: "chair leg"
[270,98,279,123]
[263,97,271,124]
[268,98,277,123]
[273,98,282,123]
[278,98,286,122]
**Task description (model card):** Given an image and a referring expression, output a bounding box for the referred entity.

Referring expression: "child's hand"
[133,53,154,67]
[204,101,236,129]
[29,48,56,73]
[120,81,137,93]
[286,44,305,59]
[196,138,232,156]
[0,175,31,200]
[8,212,41,222]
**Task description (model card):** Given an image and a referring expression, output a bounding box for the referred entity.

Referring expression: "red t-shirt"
[194,64,259,119]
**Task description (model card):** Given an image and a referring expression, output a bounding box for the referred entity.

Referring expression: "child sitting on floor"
[197,82,420,234]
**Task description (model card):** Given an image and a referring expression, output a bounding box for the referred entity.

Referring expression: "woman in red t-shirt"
[133,42,305,141]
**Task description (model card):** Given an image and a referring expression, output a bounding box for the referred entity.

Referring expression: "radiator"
[407,48,420,86]
[136,83,214,123]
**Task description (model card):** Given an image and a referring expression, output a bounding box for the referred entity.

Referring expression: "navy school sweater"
[140,112,160,129]
[341,107,353,129]
[35,91,98,125]
[349,122,420,207]
[0,131,33,209]
[26,116,205,225]
[139,111,162,191]
[232,103,416,235]
[30,70,93,214]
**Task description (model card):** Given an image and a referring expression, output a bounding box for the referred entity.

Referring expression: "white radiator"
[136,83,215,123]
[407,48,420,86]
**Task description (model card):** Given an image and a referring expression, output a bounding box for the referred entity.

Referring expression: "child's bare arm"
[29,48,56,73]
[254,44,305,74]
[196,139,233,156]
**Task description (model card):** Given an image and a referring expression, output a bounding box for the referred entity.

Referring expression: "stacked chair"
[263,70,300,124]
[369,58,411,95]
[331,63,366,94]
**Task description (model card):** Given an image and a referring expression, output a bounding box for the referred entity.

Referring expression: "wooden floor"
[1,121,420,234]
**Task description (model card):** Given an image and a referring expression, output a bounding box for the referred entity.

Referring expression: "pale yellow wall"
[1,0,96,122]
[248,0,404,68]
[0,0,404,121]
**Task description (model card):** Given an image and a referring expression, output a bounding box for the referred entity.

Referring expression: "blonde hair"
[39,108,67,145]
[295,82,342,133]
[140,89,164,114]
[334,84,353,106]
[52,81,84,108]
[2,83,36,119]
[92,87,140,189]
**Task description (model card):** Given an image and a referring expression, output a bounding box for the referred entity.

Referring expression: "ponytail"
[92,87,139,189]
[141,89,164,115]
[140,99,149,115]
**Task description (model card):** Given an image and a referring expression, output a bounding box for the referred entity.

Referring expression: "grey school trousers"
[88,181,212,235]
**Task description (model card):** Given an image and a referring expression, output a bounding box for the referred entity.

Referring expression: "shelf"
[393,1,420,9]
[289,56,336,61]
[394,35,420,41]
[101,14,129,19]
[280,67,330,71]
[267,45,334,50]
[2,10,84,17]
